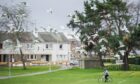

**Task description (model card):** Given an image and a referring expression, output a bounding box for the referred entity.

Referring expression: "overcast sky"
[0,0,140,34]
[0,0,85,34]
[27,0,85,32]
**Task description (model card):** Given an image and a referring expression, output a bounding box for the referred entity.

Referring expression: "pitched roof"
[38,32,69,43]
[18,32,35,43]
[0,32,16,43]
[0,32,35,43]
[0,32,69,43]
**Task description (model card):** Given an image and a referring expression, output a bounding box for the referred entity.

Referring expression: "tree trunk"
[122,50,130,70]
[122,55,129,70]
[98,53,104,67]
[20,48,26,70]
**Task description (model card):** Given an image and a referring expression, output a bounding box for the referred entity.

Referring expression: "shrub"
[128,57,140,65]
[103,58,116,64]
[128,58,135,64]
[129,64,140,71]
[105,64,140,71]
[105,64,123,71]
[135,57,140,65]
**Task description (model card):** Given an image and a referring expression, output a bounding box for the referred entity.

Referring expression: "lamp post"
[49,61,52,71]
[8,55,11,78]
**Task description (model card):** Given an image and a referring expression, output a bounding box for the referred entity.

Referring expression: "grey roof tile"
[38,32,69,43]
[0,32,69,43]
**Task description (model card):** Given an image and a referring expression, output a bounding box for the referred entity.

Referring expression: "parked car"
[70,60,79,66]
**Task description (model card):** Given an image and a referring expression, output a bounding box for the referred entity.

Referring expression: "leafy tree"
[68,0,109,67]
[68,0,140,70]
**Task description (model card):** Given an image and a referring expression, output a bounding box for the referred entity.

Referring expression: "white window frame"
[27,55,37,60]
[46,43,52,50]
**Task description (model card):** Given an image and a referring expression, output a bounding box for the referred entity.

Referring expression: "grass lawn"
[0,68,140,84]
[0,65,59,76]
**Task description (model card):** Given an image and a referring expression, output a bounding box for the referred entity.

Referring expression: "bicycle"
[98,75,112,83]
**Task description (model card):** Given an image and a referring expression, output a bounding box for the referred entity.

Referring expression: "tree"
[68,0,109,67]
[100,0,140,70]
[98,0,131,70]
[0,2,29,70]
[68,0,140,70]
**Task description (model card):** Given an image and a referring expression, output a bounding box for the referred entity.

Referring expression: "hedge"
[103,58,116,64]
[128,57,140,65]
[105,64,140,71]
[103,57,140,65]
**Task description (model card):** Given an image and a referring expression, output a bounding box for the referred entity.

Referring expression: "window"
[0,43,3,49]
[27,55,37,60]
[46,44,52,49]
[27,55,30,59]
[27,44,32,49]
[31,55,33,59]
[34,55,37,59]
[46,44,48,48]
[0,55,1,62]
[27,44,29,48]
[59,44,63,49]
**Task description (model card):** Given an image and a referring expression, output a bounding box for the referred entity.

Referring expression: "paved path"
[0,66,72,80]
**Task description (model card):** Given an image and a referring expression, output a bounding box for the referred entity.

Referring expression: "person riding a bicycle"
[103,68,109,82]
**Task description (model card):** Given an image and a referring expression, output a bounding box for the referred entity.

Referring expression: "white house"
[0,31,71,66]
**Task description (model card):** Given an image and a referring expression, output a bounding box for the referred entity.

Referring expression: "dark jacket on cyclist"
[104,69,109,82]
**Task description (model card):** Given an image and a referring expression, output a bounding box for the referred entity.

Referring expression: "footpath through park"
[0,66,72,80]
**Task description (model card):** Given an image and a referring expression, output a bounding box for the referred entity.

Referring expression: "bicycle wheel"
[98,76,112,83]
[107,76,112,82]
[98,76,105,83]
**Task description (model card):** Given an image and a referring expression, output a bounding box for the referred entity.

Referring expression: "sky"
[0,0,85,35]
[0,0,139,36]
[26,0,86,33]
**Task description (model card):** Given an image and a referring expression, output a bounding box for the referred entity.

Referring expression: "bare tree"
[0,2,29,70]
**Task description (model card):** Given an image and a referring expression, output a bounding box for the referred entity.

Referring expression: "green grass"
[0,65,59,76]
[0,68,140,84]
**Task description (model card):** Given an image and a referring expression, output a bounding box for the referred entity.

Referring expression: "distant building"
[66,34,81,65]
[0,32,70,66]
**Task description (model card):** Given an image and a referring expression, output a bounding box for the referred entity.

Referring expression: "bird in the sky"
[47,8,53,14]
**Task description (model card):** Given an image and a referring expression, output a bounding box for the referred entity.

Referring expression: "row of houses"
[0,31,80,66]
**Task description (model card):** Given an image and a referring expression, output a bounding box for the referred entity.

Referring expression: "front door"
[3,55,8,62]
[0,55,1,62]
[45,55,49,61]
[41,55,51,62]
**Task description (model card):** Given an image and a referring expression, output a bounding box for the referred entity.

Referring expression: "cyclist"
[103,68,109,82]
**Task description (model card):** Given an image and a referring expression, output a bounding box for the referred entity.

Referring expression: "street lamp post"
[49,61,52,71]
